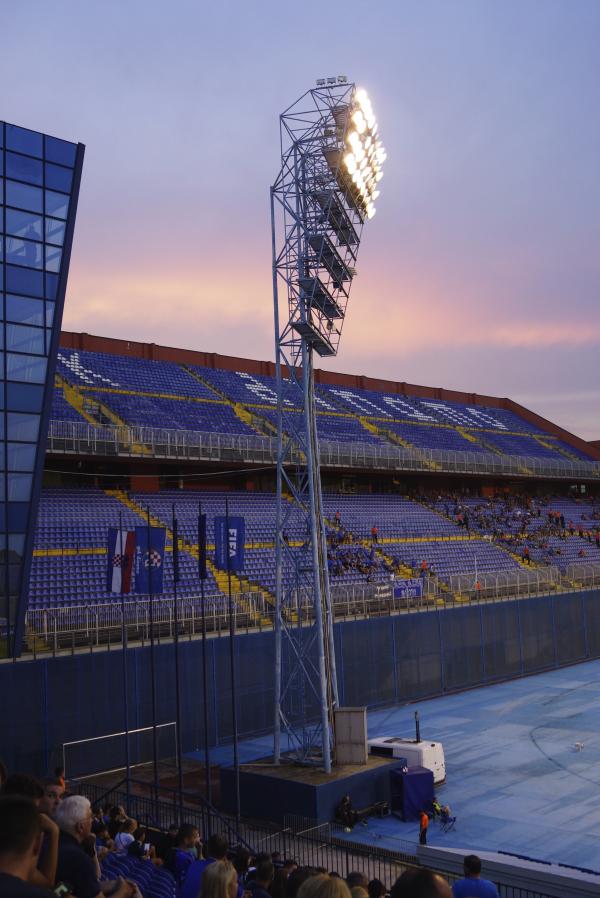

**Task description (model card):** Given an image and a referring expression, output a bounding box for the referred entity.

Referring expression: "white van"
[368,736,446,784]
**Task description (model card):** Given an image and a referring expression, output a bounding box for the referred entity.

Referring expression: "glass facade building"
[0,121,84,655]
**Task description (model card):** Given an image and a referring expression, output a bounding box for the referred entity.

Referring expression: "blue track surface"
[188,659,600,870]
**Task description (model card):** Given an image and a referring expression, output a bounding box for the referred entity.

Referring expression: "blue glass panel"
[7,443,36,472]
[45,217,65,246]
[45,135,76,167]
[6,152,43,186]
[7,353,47,383]
[45,190,69,219]
[0,236,3,262]
[7,502,30,530]
[0,124,3,147]
[0,178,3,203]
[8,473,32,502]
[45,245,62,273]
[8,534,26,559]
[45,163,73,193]
[45,273,59,300]
[6,180,43,213]
[6,265,44,297]
[6,238,43,269]
[0,417,4,439]
[7,324,45,355]
[7,382,44,413]
[45,303,55,327]
[0,153,3,175]
[0,444,4,469]
[6,209,43,240]
[6,125,43,157]
[0,327,3,350]
[6,295,44,326]
[7,412,40,441]
[0,482,4,503]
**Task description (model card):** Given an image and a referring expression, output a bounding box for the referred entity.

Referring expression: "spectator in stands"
[299,875,351,898]
[55,795,134,898]
[371,526,378,544]
[180,831,228,898]
[156,822,178,861]
[451,855,499,898]
[286,867,323,898]
[39,780,63,819]
[127,827,157,863]
[113,818,137,853]
[390,868,451,897]
[247,858,274,898]
[2,774,59,891]
[201,860,239,898]
[107,806,127,839]
[54,768,66,793]
[233,846,252,885]
[368,880,386,898]
[346,872,368,891]
[0,795,55,898]
[93,824,113,859]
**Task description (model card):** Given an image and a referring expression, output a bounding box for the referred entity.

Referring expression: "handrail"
[46,419,600,481]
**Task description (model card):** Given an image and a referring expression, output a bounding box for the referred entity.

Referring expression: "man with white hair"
[55,796,134,898]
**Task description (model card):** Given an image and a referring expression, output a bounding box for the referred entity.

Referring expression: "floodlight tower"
[271,77,385,772]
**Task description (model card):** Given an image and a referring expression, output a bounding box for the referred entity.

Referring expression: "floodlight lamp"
[375,171,383,182]
[316,78,326,86]
[367,205,376,219]
[344,152,357,173]
[337,75,348,83]
[355,88,369,105]
[347,130,360,148]
[327,76,337,84]
[352,110,367,133]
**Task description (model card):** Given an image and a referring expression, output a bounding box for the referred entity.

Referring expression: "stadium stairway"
[182,365,275,438]
[56,374,98,426]
[359,416,442,470]
[533,434,581,463]
[107,489,273,627]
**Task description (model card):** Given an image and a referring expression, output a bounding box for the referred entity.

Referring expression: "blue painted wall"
[2,589,599,777]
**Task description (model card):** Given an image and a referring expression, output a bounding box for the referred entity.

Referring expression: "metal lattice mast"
[271,78,385,771]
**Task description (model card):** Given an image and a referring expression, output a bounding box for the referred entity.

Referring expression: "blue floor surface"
[188,659,600,870]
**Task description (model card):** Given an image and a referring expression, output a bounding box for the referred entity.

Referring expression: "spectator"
[0,795,56,897]
[201,860,239,898]
[155,822,178,861]
[53,769,66,793]
[286,867,323,898]
[55,795,132,898]
[233,846,252,885]
[271,867,290,898]
[368,880,387,898]
[451,855,499,898]
[107,806,127,840]
[390,869,451,898]
[247,858,274,898]
[346,873,368,891]
[419,810,429,845]
[113,818,137,853]
[127,827,157,863]
[180,831,227,898]
[39,781,63,819]
[2,774,59,891]
[299,874,352,898]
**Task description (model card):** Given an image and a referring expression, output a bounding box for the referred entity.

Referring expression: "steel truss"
[271,81,371,771]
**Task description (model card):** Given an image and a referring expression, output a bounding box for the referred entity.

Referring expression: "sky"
[2,0,599,439]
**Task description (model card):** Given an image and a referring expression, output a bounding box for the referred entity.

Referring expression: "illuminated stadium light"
[270,80,383,772]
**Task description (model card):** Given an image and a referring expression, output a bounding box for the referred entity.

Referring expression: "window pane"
[6,152,43,186]
[6,180,43,213]
[6,238,43,269]
[6,209,43,240]
[45,217,65,246]
[7,502,30,530]
[8,534,26,563]
[7,382,44,413]
[6,295,44,326]
[45,273,59,300]
[7,412,40,442]
[7,443,36,472]
[45,190,69,219]
[45,163,73,193]
[6,125,43,157]
[8,473,32,503]
[45,246,62,273]
[5,265,44,297]
[7,353,48,384]
[45,135,76,167]
[45,302,55,327]
[7,324,45,355]
[0,236,3,262]
[0,444,5,469]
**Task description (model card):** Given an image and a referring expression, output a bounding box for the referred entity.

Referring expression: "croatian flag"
[107,528,136,594]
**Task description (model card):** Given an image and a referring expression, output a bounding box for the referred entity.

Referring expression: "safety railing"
[46,419,600,480]
[22,562,598,655]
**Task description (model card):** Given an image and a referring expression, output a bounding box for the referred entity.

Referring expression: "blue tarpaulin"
[390,766,434,821]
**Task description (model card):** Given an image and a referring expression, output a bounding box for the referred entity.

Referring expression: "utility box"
[335,707,368,765]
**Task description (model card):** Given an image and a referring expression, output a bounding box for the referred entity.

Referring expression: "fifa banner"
[393,578,423,600]
[214,516,245,573]
[134,526,167,593]
[107,528,136,594]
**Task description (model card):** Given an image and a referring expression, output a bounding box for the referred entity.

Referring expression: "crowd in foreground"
[0,760,500,898]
